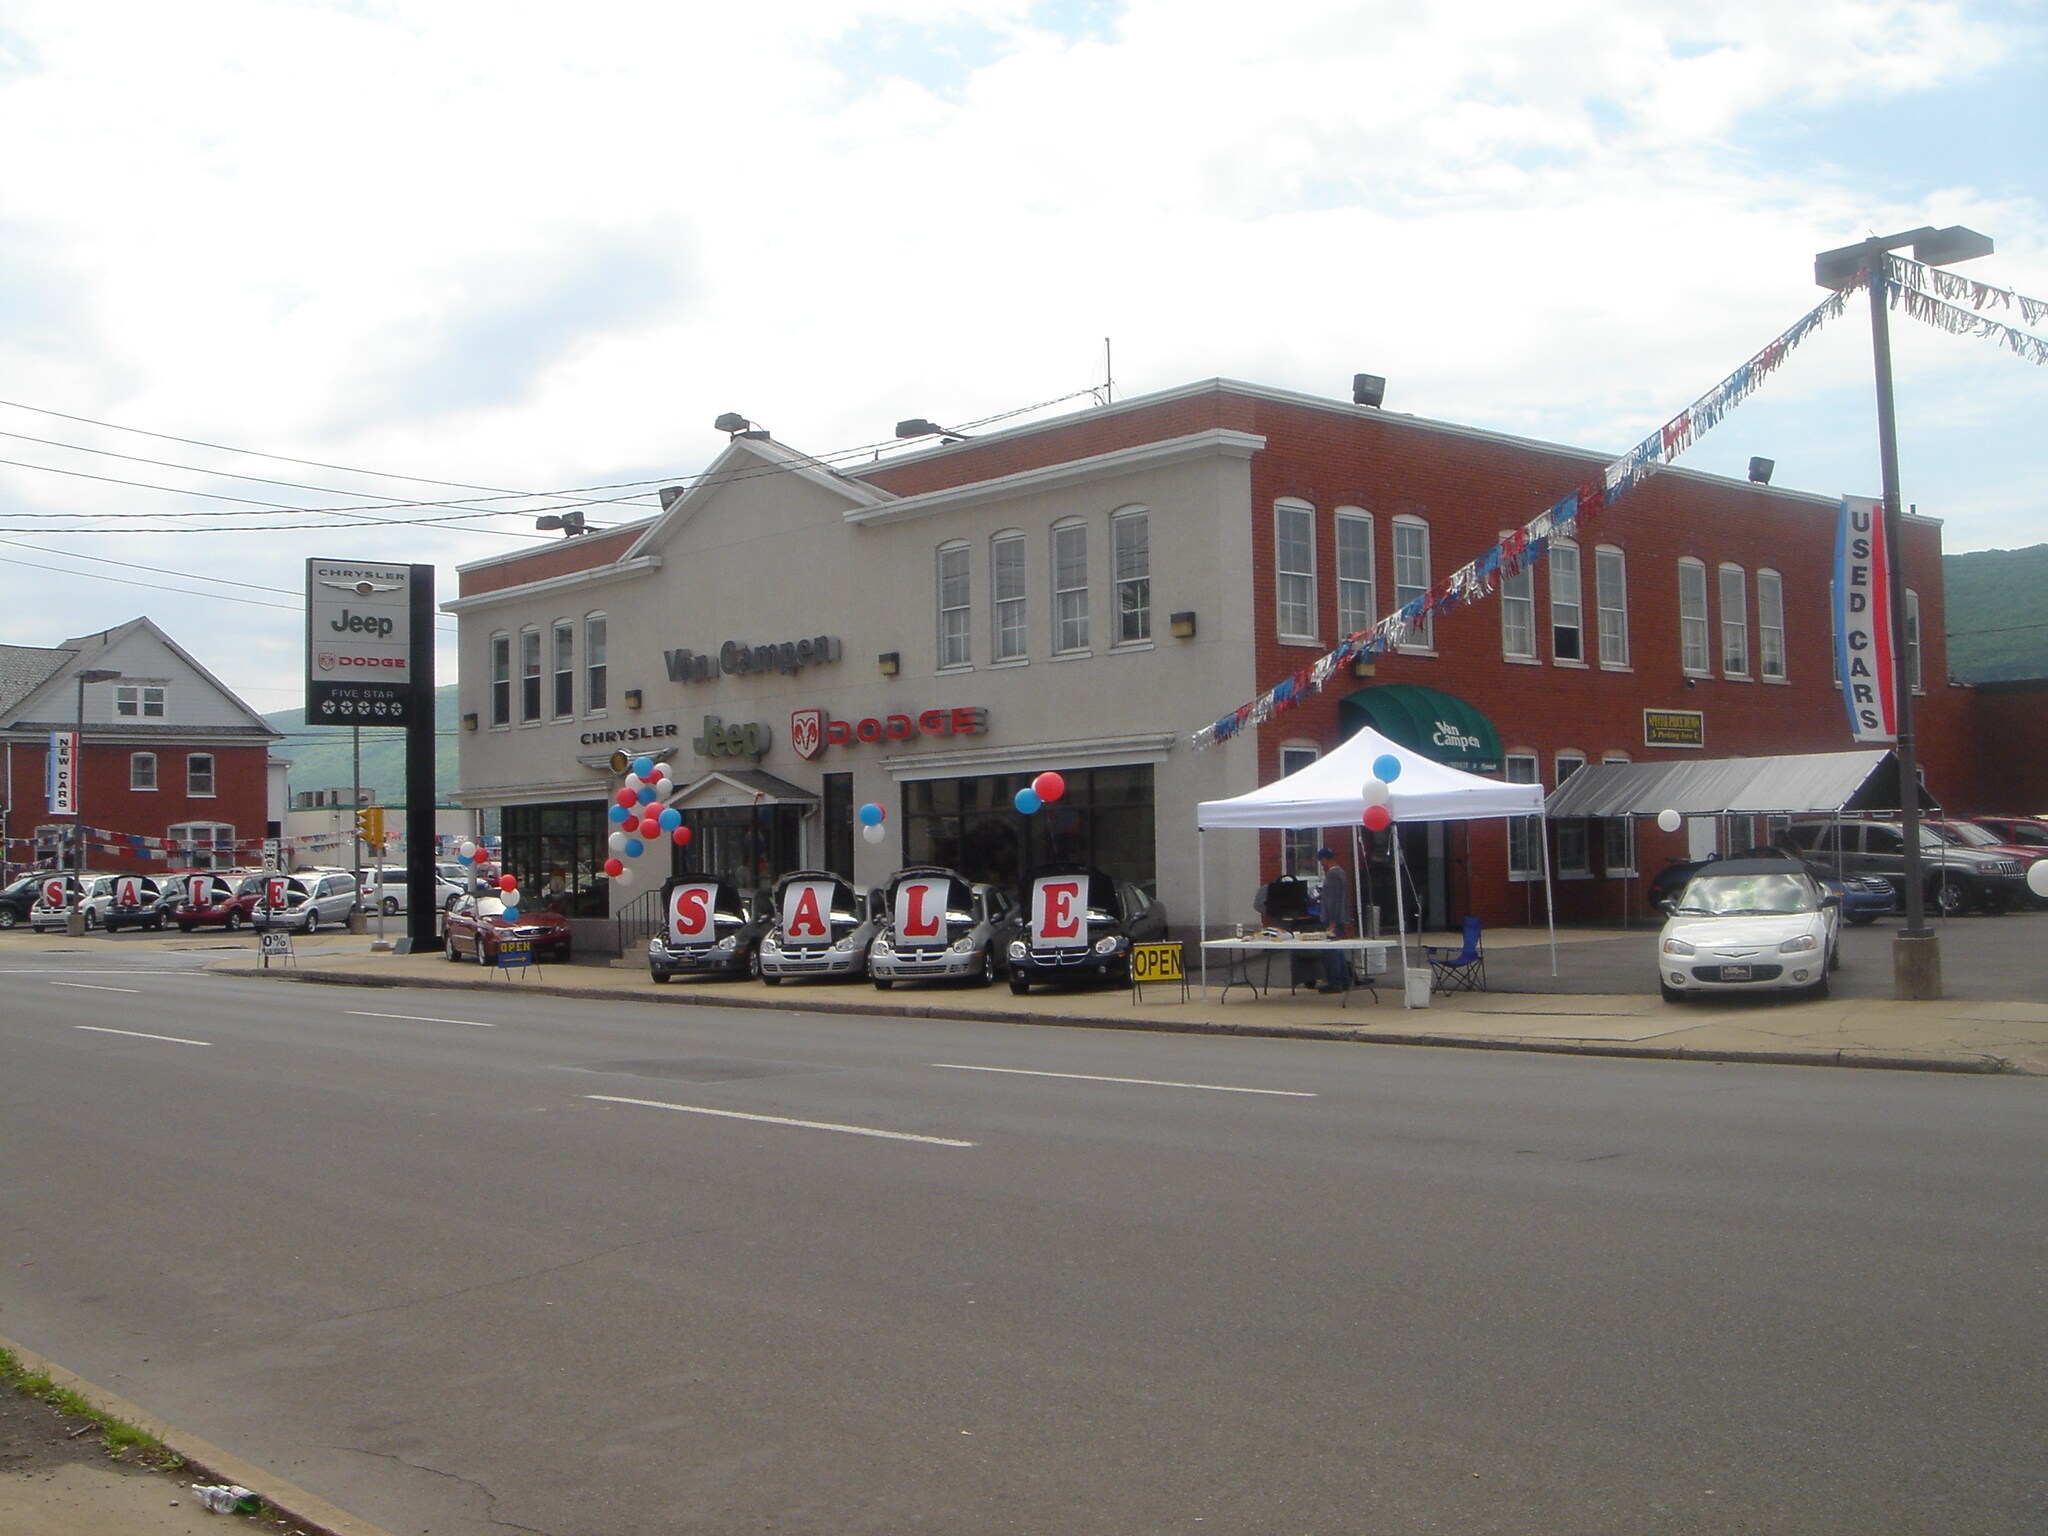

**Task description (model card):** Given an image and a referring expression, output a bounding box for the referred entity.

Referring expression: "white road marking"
[930,1063,1317,1097]
[50,982,140,994]
[586,1095,975,1147]
[347,1010,494,1028]
[74,1025,209,1046]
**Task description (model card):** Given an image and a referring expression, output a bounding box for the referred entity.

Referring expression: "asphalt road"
[2,948,2044,1536]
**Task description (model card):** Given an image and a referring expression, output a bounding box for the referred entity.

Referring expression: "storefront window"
[501,802,611,918]
[903,765,1155,894]
[1506,754,1539,879]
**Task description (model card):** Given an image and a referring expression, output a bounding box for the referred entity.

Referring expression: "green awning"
[1337,683,1503,772]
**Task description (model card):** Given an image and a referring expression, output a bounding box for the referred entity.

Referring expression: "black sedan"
[1005,864,1167,993]
[647,878,773,982]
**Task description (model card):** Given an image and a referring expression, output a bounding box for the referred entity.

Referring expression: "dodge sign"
[306,559,419,724]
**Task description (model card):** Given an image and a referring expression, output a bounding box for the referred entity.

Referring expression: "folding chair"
[1423,916,1485,993]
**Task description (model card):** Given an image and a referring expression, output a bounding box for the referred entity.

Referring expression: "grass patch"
[0,1345,184,1469]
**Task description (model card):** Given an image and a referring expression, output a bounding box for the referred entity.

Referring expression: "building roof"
[0,644,70,716]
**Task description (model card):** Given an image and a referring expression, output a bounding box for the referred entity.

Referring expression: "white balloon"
[1361,777,1392,809]
[614,867,634,887]
[1656,809,1682,834]
[502,887,521,908]
[458,840,477,859]
[608,831,627,853]
[862,822,887,845]
[622,773,642,792]
[652,763,671,781]
[2028,861,2048,900]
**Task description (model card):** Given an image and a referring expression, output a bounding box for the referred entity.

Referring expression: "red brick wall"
[6,739,270,871]
[459,525,643,599]
[1962,681,2048,814]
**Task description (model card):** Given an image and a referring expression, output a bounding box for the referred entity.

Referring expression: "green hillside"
[1943,545,2048,684]
[267,684,462,806]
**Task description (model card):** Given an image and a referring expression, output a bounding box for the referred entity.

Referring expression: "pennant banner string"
[1887,256,2048,366]
[1189,278,1864,749]
[1887,252,2048,328]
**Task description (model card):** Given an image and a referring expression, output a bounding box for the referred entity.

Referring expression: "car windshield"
[1675,872,1819,916]
[1934,821,1998,847]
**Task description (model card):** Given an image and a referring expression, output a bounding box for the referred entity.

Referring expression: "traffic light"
[355,806,385,851]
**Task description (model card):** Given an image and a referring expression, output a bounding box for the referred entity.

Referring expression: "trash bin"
[1404,967,1433,1009]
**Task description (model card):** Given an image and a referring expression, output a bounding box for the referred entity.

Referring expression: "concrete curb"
[212,965,2021,1075]
[0,1333,400,1536]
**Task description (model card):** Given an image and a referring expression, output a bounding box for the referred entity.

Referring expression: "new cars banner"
[1833,496,1897,743]
[46,731,77,815]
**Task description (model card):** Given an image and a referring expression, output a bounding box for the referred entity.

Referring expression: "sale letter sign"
[1032,875,1087,949]
[781,880,833,944]
[893,877,947,947]
[667,882,718,943]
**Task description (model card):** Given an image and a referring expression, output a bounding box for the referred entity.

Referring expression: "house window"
[1335,508,1375,639]
[1678,558,1709,675]
[992,532,1026,661]
[490,633,511,726]
[1280,745,1320,876]
[938,541,972,669]
[1554,754,1588,874]
[1052,520,1089,654]
[168,822,235,871]
[1905,589,1922,692]
[1719,564,1749,677]
[1507,754,1540,879]
[1112,508,1150,645]
[552,621,574,718]
[1550,541,1583,663]
[1274,499,1316,642]
[1596,546,1629,668]
[1755,570,1785,681]
[1500,537,1535,660]
[1601,753,1635,874]
[115,685,165,718]
[1393,514,1432,650]
[520,627,542,722]
[187,754,216,797]
[585,613,608,711]
[131,752,157,791]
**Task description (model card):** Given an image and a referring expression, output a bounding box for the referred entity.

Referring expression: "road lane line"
[586,1095,975,1147]
[347,1010,494,1028]
[50,982,141,994]
[74,1026,210,1046]
[930,1063,1316,1097]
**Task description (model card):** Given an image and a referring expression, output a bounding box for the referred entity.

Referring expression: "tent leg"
[1197,827,1208,1002]
[1541,812,1557,977]
[1394,834,1411,1006]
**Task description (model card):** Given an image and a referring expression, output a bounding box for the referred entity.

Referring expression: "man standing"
[1314,846,1351,994]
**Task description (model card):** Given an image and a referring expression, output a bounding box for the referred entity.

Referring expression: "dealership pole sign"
[306,560,421,724]
[1832,496,1897,743]
[46,730,78,815]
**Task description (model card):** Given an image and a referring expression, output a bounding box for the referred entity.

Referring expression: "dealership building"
[447,377,2006,947]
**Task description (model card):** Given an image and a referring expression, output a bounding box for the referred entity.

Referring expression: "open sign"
[667,882,719,943]
[1031,875,1088,949]
[779,879,835,946]
[892,877,948,948]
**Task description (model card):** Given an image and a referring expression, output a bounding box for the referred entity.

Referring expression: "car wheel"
[1847,912,1878,926]
[445,932,461,962]
[83,908,98,930]
[382,896,401,917]
[0,908,15,929]
[746,950,761,981]
[177,922,194,933]
[1659,981,1685,1003]
[651,970,671,984]
[978,949,997,987]
[1930,874,1971,918]
[1806,973,1831,1000]
[303,909,320,934]
[1009,973,1031,995]
[763,973,782,987]
[873,977,894,990]
[476,937,492,967]
[1828,941,1841,972]
[225,910,243,931]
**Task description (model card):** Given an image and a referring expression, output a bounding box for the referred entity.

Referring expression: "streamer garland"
[1888,254,2048,366]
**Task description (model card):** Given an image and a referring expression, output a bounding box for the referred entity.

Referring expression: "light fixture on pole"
[1815,223,1993,999]
[67,667,121,936]
[895,418,968,444]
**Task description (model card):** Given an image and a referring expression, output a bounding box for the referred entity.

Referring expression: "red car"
[173,871,265,932]
[441,894,572,966]
[1930,819,2048,909]
[1968,815,2048,851]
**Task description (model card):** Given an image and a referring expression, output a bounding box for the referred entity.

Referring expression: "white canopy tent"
[1194,725,1555,1001]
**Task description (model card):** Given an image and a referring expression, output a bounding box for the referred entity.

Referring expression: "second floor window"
[520,627,542,722]
[1336,509,1375,638]
[1596,546,1629,667]
[938,542,972,668]
[1393,515,1432,649]
[1550,541,1583,662]
[131,752,157,791]
[1275,499,1315,641]
[992,533,1026,661]
[1500,546,1535,660]
[115,684,165,718]
[1112,510,1150,644]
[1053,521,1089,653]
[490,634,511,726]
[188,754,215,797]
[1758,570,1786,681]
[1678,559,1709,674]
[1720,564,1749,677]
[586,614,608,711]
[552,621,574,718]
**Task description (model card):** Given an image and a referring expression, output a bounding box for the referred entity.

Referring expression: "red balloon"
[603,857,625,877]
[498,873,518,892]
[639,816,662,838]
[1362,803,1393,831]
[671,826,692,846]
[1032,771,1066,803]
[615,787,637,808]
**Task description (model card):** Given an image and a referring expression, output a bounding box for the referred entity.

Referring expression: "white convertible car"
[1657,857,1841,1002]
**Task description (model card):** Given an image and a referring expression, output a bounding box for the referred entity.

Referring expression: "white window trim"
[1755,569,1787,684]
[1274,498,1318,644]
[551,619,575,720]
[518,625,542,726]
[937,539,973,671]
[1500,530,1536,662]
[1335,507,1376,641]
[131,752,158,792]
[1600,753,1636,876]
[991,530,1027,664]
[1051,518,1090,656]
[1392,513,1434,653]
[1549,539,1585,668]
[1678,558,1710,677]
[1506,753,1541,881]
[1905,588,1923,693]
[489,631,512,729]
[1596,545,1630,671]
[1719,562,1750,679]
[1111,505,1152,649]
[1553,753,1590,878]
[584,611,609,716]
[187,753,216,799]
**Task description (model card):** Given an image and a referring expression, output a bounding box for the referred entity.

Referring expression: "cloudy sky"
[1,0,2042,721]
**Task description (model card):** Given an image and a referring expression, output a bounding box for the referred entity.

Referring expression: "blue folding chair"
[1423,916,1485,993]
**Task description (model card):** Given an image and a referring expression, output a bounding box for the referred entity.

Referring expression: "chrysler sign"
[306,559,420,724]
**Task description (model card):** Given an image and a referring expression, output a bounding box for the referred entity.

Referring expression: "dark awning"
[1542,749,1939,818]
[1338,683,1503,773]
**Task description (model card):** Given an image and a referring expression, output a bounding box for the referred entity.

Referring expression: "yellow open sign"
[1130,942,1183,983]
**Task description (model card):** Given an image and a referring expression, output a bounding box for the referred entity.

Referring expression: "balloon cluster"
[1360,752,1402,832]
[858,801,887,845]
[602,756,681,886]
[1013,771,1067,816]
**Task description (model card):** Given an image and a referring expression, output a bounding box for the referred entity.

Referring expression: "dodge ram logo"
[789,708,824,761]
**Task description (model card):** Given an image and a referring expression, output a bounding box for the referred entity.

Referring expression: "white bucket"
[1404,967,1434,1009]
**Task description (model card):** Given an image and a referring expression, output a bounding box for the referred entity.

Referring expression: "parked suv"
[0,874,47,929]
[252,869,361,932]
[1788,818,2027,916]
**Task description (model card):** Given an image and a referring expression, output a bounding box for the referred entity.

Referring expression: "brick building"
[449,378,2002,940]
[0,617,280,880]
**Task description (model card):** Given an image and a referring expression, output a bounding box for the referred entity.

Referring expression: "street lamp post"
[1815,224,1993,1000]
[67,667,122,937]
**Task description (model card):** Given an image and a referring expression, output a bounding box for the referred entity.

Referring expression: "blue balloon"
[624,838,644,858]
[1014,787,1042,815]
[658,806,682,831]
[501,906,520,923]
[632,756,654,778]
[637,786,657,804]
[858,802,884,827]
[1373,753,1403,783]
[457,850,474,863]
[608,803,631,824]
